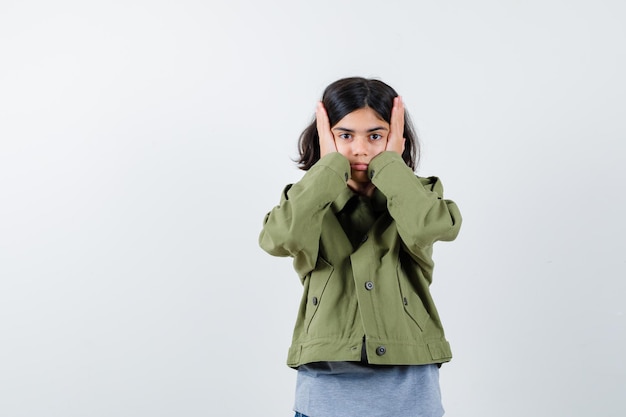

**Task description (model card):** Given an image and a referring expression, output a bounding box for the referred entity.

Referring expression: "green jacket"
[259,151,462,368]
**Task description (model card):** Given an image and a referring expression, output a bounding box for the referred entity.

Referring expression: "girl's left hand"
[386,96,406,155]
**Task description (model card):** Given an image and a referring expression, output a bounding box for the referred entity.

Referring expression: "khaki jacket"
[259,151,462,368]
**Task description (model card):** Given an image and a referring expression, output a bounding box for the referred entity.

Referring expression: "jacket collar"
[331,187,387,213]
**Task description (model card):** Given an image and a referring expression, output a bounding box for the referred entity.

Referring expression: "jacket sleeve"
[368,151,462,263]
[259,152,351,276]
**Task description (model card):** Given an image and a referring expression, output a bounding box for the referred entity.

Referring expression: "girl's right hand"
[316,102,337,157]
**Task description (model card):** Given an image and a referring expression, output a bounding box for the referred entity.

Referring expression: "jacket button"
[369,170,375,179]
[344,172,349,181]
[365,281,374,290]
[376,346,386,356]
[403,297,408,305]
[360,235,368,244]
[312,296,318,305]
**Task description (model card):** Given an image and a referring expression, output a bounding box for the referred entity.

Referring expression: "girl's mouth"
[351,163,369,171]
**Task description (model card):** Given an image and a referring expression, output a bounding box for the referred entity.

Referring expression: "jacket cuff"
[313,152,351,182]
[367,151,405,180]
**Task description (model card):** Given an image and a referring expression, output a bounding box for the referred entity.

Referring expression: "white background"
[1,1,625,416]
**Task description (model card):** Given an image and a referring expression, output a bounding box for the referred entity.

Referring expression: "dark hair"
[296,77,420,171]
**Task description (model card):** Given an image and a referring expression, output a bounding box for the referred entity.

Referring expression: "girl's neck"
[347,180,376,198]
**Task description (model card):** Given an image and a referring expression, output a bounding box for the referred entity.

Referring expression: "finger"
[386,96,405,154]
[391,96,405,140]
[316,102,331,138]
[316,101,337,156]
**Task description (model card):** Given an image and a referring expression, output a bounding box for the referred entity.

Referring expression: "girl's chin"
[349,171,371,183]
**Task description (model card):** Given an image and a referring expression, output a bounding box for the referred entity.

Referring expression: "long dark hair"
[296,77,420,171]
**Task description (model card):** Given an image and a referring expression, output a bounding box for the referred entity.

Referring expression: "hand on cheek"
[316,102,337,157]
[386,96,406,155]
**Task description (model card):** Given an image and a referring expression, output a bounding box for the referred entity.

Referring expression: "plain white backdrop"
[1,1,625,416]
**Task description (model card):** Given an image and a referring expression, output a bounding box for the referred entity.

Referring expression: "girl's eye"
[339,133,352,140]
[370,134,382,140]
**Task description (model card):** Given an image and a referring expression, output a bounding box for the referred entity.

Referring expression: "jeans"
[294,413,308,417]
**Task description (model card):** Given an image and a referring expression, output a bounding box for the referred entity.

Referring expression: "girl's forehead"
[333,107,388,128]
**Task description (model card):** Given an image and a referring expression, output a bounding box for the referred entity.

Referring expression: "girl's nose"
[352,137,368,155]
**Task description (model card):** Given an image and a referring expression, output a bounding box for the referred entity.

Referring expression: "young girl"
[259,77,462,417]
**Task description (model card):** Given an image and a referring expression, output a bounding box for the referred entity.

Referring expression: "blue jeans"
[294,413,308,417]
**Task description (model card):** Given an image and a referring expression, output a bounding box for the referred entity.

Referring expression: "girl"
[259,77,462,417]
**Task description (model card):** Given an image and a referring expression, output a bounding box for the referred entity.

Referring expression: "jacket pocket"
[396,263,430,331]
[304,257,334,333]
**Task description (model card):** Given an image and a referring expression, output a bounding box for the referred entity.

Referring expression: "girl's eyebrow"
[332,126,389,133]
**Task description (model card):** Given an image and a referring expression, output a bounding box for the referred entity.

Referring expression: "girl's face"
[331,107,389,185]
